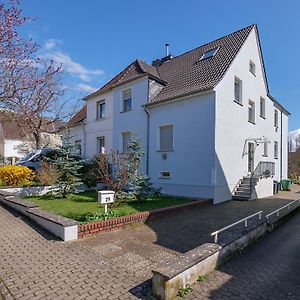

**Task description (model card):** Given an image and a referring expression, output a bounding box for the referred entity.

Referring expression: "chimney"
[165,43,170,56]
[152,44,173,67]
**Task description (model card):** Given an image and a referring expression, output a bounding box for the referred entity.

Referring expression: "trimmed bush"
[0,165,34,186]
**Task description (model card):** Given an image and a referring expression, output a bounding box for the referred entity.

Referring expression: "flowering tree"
[0,0,68,149]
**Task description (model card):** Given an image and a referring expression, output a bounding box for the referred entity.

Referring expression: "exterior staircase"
[232,176,259,200]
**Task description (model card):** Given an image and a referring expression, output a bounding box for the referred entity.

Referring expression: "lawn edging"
[0,190,78,241]
[78,199,212,238]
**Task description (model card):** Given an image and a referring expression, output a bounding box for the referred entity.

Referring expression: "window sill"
[234,100,243,106]
[120,109,132,113]
[262,155,268,158]
[274,157,278,160]
[159,177,171,180]
[250,71,256,77]
[248,120,256,125]
[260,115,266,120]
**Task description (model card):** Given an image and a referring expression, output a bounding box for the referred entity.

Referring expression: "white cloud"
[77,83,97,93]
[42,38,104,82]
[44,38,63,50]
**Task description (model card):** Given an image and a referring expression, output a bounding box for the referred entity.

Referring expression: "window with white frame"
[96,100,105,119]
[74,140,82,156]
[263,142,268,157]
[97,136,105,154]
[234,77,242,104]
[260,97,265,118]
[249,60,256,75]
[122,131,132,153]
[274,109,279,127]
[160,171,171,178]
[248,100,255,123]
[159,124,173,151]
[122,89,132,112]
[274,141,278,159]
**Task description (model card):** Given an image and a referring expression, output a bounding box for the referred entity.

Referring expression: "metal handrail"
[250,161,275,199]
[211,210,263,243]
[266,200,299,220]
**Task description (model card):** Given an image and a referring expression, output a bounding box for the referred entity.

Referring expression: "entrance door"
[248,142,254,173]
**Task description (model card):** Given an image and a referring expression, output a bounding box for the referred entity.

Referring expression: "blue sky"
[21,0,300,130]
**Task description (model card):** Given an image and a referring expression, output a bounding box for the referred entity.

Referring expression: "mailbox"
[98,190,115,205]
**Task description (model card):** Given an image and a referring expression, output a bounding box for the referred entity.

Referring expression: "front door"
[248,142,254,173]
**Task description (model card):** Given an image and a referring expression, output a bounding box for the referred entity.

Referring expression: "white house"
[0,112,63,164]
[68,24,289,203]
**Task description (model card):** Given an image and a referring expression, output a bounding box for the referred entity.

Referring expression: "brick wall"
[78,199,212,238]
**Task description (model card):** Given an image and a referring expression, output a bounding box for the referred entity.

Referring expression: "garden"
[0,139,191,223]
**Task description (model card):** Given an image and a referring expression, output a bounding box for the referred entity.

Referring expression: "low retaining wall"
[78,199,212,238]
[152,204,300,300]
[0,191,78,241]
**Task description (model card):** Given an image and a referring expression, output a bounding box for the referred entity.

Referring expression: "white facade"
[68,27,289,203]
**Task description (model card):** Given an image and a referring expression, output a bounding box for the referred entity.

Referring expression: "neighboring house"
[0,113,63,164]
[68,24,289,203]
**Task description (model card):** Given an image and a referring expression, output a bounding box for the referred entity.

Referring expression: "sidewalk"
[0,186,299,299]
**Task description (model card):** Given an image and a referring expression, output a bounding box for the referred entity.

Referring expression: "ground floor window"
[74,140,82,156]
[274,141,278,159]
[97,136,105,154]
[122,131,132,153]
[160,171,171,178]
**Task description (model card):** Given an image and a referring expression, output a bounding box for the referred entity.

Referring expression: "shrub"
[36,161,61,186]
[80,159,98,188]
[0,165,34,186]
[48,142,83,197]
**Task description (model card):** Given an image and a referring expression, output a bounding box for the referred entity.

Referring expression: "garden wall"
[78,199,212,238]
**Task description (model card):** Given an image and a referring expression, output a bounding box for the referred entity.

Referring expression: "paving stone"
[0,187,300,299]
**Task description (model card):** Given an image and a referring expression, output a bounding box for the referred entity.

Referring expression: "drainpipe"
[280,111,283,180]
[143,79,150,176]
[81,120,87,159]
[144,107,150,176]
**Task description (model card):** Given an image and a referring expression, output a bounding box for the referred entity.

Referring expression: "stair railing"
[250,161,275,198]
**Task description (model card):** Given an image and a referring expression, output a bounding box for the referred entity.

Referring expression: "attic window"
[200,47,219,61]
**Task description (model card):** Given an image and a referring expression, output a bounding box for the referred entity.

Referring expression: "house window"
[160,171,171,179]
[249,60,256,75]
[199,48,219,61]
[97,136,105,154]
[74,140,82,156]
[122,131,132,153]
[274,141,278,159]
[263,142,268,157]
[96,100,105,119]
[234,77,242,104]
[274,109,279,127]
[159,124,173,151]
[122,89,132,112]
[248,100,255,124]
[260,97,265,118]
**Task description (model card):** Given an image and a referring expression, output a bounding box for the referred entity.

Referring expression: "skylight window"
[200,47,219,61]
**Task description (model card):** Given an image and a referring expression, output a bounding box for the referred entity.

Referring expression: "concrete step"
[237,187,251,192]
[232,195,251,201]
[234,191,251,197]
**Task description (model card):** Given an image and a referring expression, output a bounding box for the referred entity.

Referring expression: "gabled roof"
[150,24,255,105]
[85,24,255,105]
[67,106,86,127]
[84,59,162,100]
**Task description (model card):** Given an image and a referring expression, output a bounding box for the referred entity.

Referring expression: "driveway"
[0,187,299,299]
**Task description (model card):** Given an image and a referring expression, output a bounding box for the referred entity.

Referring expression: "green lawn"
[26,191,192,223]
